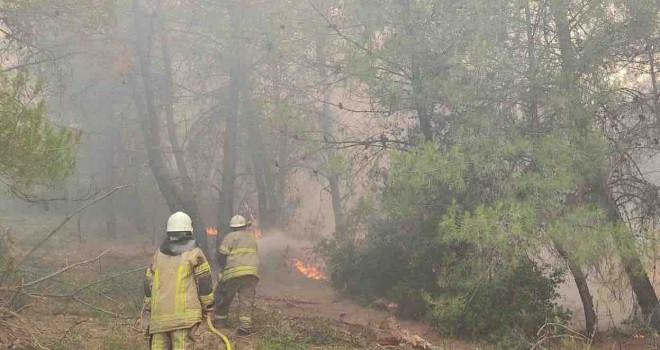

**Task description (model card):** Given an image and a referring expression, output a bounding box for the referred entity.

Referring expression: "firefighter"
[144,211,214,350]
[213,214,259,335]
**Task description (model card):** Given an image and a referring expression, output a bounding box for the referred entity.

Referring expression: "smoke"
[257,228,311,255]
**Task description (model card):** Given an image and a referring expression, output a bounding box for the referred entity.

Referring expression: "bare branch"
[22,249,112,288]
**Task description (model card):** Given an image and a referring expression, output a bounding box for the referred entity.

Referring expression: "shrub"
[323,136,579,347]
[426,256,569,347]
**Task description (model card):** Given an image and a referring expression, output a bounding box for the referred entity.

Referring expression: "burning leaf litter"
[289,258,328,280]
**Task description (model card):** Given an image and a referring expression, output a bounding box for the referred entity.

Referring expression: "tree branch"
[22,249,112,288]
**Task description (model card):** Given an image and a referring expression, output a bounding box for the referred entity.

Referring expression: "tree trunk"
[612,223,660,328]
[132,0,182,212]
[648,45,660,126]
[549,0,660,330]
[554,239,597,335]
[400,0,432,141]
[155,4,207,251]
[105,187,117,238]
[272,59,289,227]
[316,32,346,238]
[247,108,269,222]
[105,112,120,238]
[217,67,240,246]
[526,0,596,335]
[132,0,208,251]
[218,1,245,246]
[127,151,148,236]
[130,183,148,236]
[606,199,660,329]
[411,59,432,141]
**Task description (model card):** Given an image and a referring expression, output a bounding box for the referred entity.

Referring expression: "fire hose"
[206,315,232,350]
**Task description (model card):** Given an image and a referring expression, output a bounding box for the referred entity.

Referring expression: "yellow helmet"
[229,215,247,228]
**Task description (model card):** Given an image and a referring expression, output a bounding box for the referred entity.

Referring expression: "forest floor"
[0,215,657,349]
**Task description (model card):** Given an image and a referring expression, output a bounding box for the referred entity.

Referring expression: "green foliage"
[325,100,612,345]
[0,71,79,190]
[427,257,568,347]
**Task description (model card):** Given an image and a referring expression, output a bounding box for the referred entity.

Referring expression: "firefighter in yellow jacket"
[213,214,259,335]
[144,212,214,349]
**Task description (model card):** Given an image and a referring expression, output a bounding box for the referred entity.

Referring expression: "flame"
[633,332,645,339]
[289,259,328,280]
[254,228,262,239]
[206,227,218,236]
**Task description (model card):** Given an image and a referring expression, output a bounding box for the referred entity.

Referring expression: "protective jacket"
[218,230,259,281]
[144,238,214,334]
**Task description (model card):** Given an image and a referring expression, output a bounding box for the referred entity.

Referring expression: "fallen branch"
[71,296,128,319]
[529,322,590,350]
[59,318,89,344]
[22,249,112,288]
[0,306,26,322]
[261,296,321,305]
[17,185,130,267]
[16,265,144,320]
[70,266,146,295]
[28,266,145,299]
[0,315,49,350]
[387,317,442,350]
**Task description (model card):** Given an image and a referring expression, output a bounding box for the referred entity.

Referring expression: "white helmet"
[167,211,193,232]
[229,215,247,228]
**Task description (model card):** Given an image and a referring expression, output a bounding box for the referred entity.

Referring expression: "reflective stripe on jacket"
[145,247,212,334]
[219,230,259,281]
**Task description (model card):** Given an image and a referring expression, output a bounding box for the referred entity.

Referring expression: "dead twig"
[58,318,89,344]
[529,322,590,350]
[0,306,26,322]
[22,249,112,288]
[71,296,129,319]
[261,296,321,305]
[69,266,146,296]
[18,265,144,320]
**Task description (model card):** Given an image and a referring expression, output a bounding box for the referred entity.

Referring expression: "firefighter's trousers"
[149,326,196,350]
[214,275,258,331]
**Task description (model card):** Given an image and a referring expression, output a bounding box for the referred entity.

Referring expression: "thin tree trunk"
[247,109,269,222]
[128,155,148,236]
[105,156,118,238]
[399,0,432,141]
[272,59,289,227]
[316,32,345,238]
[77,212,83,243]
[217,67,240,246]
[411,59,432,141]
[605,199,660,328]
[611,218,660,329]
[105,115,120,238]
[554,239,597,335]
[218,1,244,246]
[648,46,660,126]
[526,0,596,335]
[105,192,117,238]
